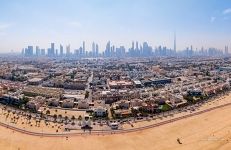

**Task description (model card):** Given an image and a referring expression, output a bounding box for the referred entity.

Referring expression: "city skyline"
[0,0,231,52]
[22,41,228,58]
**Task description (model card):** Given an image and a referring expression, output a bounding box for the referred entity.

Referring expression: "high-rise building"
[105,41,111,57]
[60,44,64,56]
[51,43,55,55]
[83,41,85,57]
[47,48,51,56]
[74,49,79,56]
[79,47,83,57]
[41,49,46,56]
[111,45,115,57]
[143,42,151,56]
[48,43,55,56]
[225,46,229,55]
[36,46,40,56]
[66,44,71,56]
[116,46,126,58]
[92,42,96,57]
[25,46,33,56]
[136,41,139,50]
[96,44,99,57]
[132,41,135,50]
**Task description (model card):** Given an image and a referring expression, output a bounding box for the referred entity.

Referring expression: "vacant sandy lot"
[1,99,231,150]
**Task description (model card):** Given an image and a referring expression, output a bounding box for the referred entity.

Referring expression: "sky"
[0,0,231,52]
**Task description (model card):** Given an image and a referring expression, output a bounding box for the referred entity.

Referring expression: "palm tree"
[71,115,75,121]
[131,108,138,117]
[46,110,50,115]
[28,114,32,122]
[58,114,62,122]
[71,116,76,125]
[5,114,9,121]
[78,115,82,121]
[53,114,57,122]
[64,116,68,124]
[7,109,11,114]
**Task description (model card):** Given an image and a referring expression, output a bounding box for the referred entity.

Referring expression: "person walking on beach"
[177,138,182,144]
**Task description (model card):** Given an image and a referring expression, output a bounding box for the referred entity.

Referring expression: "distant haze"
[0,0,231,52]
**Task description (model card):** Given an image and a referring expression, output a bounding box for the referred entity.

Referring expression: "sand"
[1,96,231,150]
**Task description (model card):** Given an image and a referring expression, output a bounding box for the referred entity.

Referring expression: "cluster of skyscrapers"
[22,41,229,58]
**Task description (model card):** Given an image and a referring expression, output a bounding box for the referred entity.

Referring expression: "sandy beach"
[1,95,231,150]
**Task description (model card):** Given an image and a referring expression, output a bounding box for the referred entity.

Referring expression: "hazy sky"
[0,0,231,52]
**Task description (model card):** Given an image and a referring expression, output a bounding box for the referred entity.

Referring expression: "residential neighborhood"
[1,57,231,131]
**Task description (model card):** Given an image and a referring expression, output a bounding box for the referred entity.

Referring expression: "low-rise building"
[116,100,130,109]
[108,80,134,89]
[114,109,132,118]
[23,86,63,99]
[47,98,59,107]
[27,96,46,111]
[62,98,74,108]
[28,78,43,85]
[93,106,107,117]
[78,99,89,109]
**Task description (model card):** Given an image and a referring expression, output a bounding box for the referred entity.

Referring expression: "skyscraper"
[41,49,46,56]
[25,46,33,56]
[92,42,96,57]
[143,42,150,56]
[83,41,85,57]
[36,46,40,56]
[136,41,139,50]
[51,43,55,55]
[111,45,115,57]
[66,44,71,56]
[225,46,229,55]
[96,44,99,57]
[174,32,176,52]
[132,41,135,50]
[60,44,64,56]
[48,43,55,56]
[105,41,111,57]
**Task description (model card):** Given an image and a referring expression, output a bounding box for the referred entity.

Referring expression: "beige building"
[78,99,89,109]
[62,99,74,108]
[108,80,134,89]
[23,86,63,99]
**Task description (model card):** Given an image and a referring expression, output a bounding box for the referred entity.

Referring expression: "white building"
[93,106,107,117]
[82,115,92,129]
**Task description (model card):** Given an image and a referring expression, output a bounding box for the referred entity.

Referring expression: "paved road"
[86,71,93,102]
